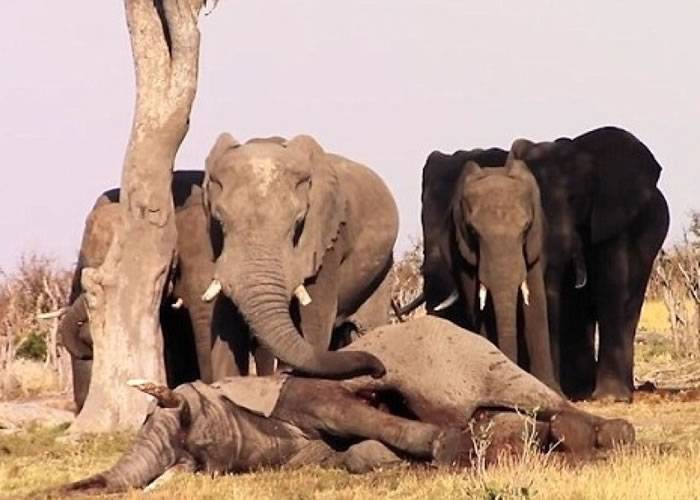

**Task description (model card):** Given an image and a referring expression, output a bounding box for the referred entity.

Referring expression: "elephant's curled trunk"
[227,250,385,379]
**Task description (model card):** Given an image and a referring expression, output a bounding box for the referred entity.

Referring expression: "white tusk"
[479,284,487,311]
[201,279,222,302]
[521,281,530,306]
[36,308,67,320]
[171,297,184,309]
[294,285,312,306]
[434,290,459,311]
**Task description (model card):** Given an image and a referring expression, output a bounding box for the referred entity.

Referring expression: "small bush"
[15,332,47,362]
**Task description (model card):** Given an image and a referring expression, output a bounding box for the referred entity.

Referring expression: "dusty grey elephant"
[56,317,634,494]
[202,133,399,379]
[58,171,237,410]
[417,142,564,390]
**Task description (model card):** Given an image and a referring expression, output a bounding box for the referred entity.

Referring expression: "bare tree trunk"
[72,0,207,432]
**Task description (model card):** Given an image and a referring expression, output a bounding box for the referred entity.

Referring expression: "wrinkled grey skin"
[59,171,242,410]
[204,134,399,379]
[420,143,560,391]
[58,317,634,494]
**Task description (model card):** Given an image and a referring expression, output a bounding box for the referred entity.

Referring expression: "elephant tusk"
[575,273,587,289]
[201,279,222,302]
[434,290,459,311]
[36,308,67,320]
[127,379,182,408]
[479,284,487,311]
[294,285,312,306]
[521,281,530,306]
[171,297,184,309]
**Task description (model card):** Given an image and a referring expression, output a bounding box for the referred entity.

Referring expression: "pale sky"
[1,1,697,271]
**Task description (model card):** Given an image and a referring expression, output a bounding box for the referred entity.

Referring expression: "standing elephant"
[58,171,227,410]
[513,126,669,401]
[202,133,399,379]
[420,142,559,390]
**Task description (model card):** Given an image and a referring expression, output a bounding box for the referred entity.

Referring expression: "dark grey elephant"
[418,142,560,390]
[201,133,399,379]
[56,317,634,494]
[404,126,669,402]
[58,171,229,410]
[512,127,669,401]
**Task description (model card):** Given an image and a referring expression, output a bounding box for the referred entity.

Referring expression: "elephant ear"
[506,146,544,266]
[203,133,240,238]
[452,160,482,267]
[421,151,469,308]
[285,135,346,280]
[574,127,662,244]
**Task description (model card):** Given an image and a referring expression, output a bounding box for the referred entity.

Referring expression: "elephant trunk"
[489,288,520,363]
[479,242,527,363]
[220,246,385,379]
[188,302,214,383]
[62,407,182,493]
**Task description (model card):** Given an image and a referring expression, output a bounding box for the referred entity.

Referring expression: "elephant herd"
[56,125,668,417]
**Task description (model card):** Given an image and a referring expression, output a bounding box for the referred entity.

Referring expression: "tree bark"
[72,0,207,432]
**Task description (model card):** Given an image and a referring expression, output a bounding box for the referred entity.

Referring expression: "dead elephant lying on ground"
[56,317,634,494]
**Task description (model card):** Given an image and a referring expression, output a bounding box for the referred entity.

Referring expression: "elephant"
[56,317,634,494]
[201,133,399,380]
[58,170,234,410]
[511,126,669,402]
[418,142,561,390]
[402,126,668,402]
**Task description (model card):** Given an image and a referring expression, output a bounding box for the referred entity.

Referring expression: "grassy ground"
[1,301,699,499]
[1,396,699,499]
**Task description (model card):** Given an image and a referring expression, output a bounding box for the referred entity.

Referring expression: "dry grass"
[0,359,62,401]
[1,396,699,499]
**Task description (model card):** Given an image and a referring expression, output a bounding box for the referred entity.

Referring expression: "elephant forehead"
[248,157,281,195]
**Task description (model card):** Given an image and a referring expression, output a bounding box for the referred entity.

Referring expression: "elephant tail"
[391,293,426,321]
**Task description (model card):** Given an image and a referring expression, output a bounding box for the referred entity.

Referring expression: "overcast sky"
[1,1,697,272]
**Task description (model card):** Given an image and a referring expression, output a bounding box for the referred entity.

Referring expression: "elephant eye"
[292,215,306,247]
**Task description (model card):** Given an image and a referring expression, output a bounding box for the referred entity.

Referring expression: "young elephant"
[202,133,399,380]
[418,142,571,391]
[57,317,634,494]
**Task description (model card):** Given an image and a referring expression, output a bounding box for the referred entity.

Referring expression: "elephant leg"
[544,267,563,384]
[559,285,596,400]
[336,440,404,473]
[342,263,393,337]
[71,357,92,412]
[210,297,251,379]
[253,344,276,376]
[298,244,342,352]
[592,237,633,402]
[276,379,470,463]
[522,260,559,391]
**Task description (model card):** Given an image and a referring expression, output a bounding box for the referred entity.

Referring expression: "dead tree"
[72,0,209,432]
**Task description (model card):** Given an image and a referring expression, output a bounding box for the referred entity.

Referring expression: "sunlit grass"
[2,398,699,499]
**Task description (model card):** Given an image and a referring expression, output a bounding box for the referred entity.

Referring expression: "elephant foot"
[474,412,550,465]
[341,440,403,473]
[595,419,635,449]
[549,411,596,454]
[592,380,633,403]
[432,428,473,467]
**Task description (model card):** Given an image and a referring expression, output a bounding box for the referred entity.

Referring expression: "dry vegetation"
[2,219,700,498]
[0,254,72,400]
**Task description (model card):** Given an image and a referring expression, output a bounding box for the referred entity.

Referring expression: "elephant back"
[572,126,663,243]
